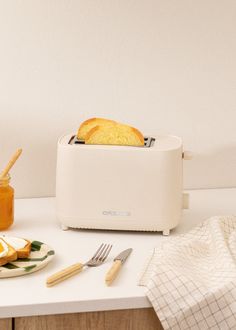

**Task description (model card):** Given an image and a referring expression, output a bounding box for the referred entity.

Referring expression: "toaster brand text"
[102,211,131,217]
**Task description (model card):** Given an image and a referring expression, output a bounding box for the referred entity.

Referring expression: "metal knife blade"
[105,248,132,285]
[113,248,133,264]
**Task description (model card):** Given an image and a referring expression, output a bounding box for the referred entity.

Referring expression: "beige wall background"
[0,0,236,198]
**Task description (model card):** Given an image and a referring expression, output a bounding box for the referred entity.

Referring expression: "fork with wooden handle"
[46,244,112,287]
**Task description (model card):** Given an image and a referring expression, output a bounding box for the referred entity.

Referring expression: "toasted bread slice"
[85,123,144,146]
[16,239,31,258]
[0,238,17,267]
[77,117,117,140]
[0,236,31,259]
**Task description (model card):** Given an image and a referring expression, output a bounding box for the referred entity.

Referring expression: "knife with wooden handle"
[105,248,132,285]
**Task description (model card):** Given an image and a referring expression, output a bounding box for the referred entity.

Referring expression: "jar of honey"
[0,174,14,230]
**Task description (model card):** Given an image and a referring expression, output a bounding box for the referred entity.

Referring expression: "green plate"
[0,240,55,278]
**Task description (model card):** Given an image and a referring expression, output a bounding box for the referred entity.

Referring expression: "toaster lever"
[182,151,193,160]
[182,193,189,209]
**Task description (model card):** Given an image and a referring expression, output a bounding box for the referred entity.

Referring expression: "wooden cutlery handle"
[105,260,122,286]
[46,263,84,287]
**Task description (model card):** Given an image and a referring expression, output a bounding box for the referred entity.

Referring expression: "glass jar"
[0,174,14,230]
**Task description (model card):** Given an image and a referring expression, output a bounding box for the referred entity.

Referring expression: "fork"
[46,243,112,287]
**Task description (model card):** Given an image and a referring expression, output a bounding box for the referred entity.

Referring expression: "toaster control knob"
[182,193,189,209]
[182,151,193,160]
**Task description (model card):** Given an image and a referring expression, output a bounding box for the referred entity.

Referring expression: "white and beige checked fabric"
[139,216,236,330]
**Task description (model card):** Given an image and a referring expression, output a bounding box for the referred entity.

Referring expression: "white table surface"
[0,188,236,318]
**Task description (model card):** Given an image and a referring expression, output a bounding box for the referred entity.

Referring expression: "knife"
[105,248,132,285]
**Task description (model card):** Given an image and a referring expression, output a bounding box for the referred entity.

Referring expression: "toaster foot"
[61,224,69,230]
[162,229,170,236]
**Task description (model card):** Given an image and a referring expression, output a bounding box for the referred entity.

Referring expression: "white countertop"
[1,188,236,318]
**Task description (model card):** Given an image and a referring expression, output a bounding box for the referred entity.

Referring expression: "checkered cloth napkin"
[139,216,236,330]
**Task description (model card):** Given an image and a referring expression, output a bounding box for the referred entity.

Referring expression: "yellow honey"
[0,175,14,230]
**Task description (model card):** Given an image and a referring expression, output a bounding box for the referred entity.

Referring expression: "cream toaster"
[56,133,192,235]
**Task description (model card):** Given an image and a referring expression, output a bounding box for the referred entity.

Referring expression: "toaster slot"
[144,136,155,147]
[68,136,85,145]
[69,136,155,147]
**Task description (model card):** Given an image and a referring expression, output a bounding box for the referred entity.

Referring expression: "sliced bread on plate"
[0,238,18,266]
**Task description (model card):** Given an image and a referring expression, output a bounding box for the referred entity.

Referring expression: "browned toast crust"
[16,239,31,258]
[0,239,17,266]
[77,117,116,139]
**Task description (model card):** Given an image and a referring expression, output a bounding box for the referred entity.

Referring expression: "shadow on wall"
[184,144,236,189]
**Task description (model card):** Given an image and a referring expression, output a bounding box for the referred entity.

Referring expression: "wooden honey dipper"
[0,149,22,179]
